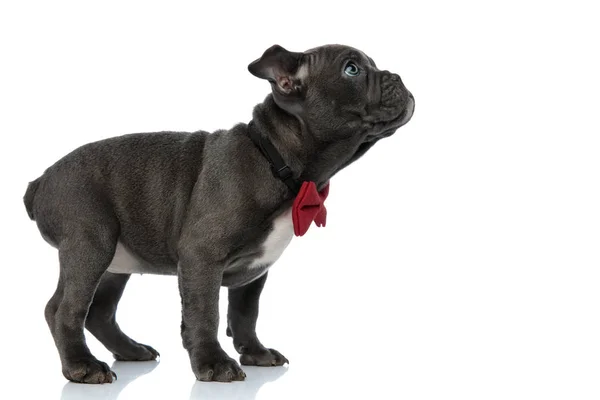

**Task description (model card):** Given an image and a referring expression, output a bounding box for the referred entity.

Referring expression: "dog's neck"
[250,95,369,188]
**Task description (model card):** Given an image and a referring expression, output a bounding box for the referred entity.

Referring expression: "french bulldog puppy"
[24,44,414,383]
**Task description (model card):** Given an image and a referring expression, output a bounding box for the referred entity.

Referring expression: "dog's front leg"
[178,249,246,382]
[226,272,289,366]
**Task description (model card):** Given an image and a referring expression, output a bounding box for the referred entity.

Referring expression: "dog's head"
[249,44,414,143]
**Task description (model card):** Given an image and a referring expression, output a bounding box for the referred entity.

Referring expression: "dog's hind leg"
[86,272,159,361]
[48,222,119,384]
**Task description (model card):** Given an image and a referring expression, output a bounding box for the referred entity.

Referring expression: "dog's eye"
[344,62,360,77]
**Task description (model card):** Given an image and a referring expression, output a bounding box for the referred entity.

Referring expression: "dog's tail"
[24,178,41,220]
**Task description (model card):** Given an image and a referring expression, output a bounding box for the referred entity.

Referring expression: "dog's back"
[24,131,208,257]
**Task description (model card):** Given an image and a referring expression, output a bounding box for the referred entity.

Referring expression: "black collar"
[247,121,301,194]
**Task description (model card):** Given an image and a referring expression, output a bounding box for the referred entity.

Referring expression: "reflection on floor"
[59,360,288,400]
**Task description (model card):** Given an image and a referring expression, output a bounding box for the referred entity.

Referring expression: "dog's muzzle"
[380,72,414,126]
[398,92,415,127]
[381,73,407,107]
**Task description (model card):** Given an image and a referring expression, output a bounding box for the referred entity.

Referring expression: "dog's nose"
[382,71,402,82]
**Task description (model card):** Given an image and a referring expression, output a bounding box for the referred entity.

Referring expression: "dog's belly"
[107,241,177,275]
[106,210,294,284]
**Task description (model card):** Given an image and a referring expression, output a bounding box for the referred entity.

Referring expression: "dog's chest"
[251,209,294,269]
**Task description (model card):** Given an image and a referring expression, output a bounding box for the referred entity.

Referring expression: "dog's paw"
[63,358,116,384]
[240,347,288,367]
[192,352,246,382]
[113,343,160,361]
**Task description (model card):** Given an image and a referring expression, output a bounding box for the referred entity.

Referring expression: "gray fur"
[24,44,414,383]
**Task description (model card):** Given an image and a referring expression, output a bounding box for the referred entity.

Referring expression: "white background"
[1,1,599,399]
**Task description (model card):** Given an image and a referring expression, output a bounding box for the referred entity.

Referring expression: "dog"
[24,44,414,383]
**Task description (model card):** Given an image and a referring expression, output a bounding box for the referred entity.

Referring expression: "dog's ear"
[248,45,304,96]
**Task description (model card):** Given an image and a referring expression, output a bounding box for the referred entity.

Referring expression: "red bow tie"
[292,181,330,236]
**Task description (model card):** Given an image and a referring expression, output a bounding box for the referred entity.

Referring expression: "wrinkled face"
[301,45,414,139]
[249,44,414,141]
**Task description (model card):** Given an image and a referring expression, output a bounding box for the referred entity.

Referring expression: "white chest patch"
[251,209,294,269]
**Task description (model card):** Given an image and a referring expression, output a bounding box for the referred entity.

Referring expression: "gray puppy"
[24,44,414,383]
